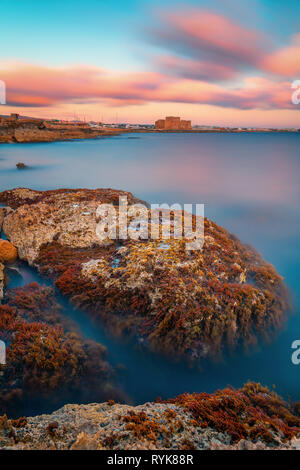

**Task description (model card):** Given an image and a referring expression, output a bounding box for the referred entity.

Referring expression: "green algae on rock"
[0,187,290,362]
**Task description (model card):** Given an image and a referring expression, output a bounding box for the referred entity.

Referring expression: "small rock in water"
[16,162,28,169]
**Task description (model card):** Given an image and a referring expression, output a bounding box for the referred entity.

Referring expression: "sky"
[0,0,300,127]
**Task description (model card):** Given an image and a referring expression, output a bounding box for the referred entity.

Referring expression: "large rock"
[0,187,290,362]
[0,239,17,263]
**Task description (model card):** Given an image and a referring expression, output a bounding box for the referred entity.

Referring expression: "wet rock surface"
[1,383,300,450]
[0,187,290,362]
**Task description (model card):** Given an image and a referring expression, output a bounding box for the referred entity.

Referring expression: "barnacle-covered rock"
[0,187,147,264]
[0,187,290,361]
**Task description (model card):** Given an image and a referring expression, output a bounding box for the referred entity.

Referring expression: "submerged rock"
[0,187,290,362]
[0,283,122,417]
[0,239,18,264]
[0,383,299,450]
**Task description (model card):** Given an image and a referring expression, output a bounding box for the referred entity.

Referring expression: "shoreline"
[0,116,299,144]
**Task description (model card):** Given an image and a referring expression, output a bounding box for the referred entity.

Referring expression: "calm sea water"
[1,132,300,410]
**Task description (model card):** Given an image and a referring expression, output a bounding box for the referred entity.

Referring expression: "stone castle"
[155,116,192,130]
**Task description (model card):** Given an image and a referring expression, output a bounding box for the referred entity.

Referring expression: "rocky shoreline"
[0,117,121,144]
[1,383,300,450]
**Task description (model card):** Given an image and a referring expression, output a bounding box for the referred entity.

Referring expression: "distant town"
[1,113,300,134]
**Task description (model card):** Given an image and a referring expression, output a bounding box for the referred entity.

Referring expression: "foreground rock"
[0,187,290,362]
[0,283,121,417]
[1,383,300,450]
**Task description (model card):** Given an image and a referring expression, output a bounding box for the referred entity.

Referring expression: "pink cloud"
[1,62,166,107]
[154,9,267,68]
[0,61,296,111]
[262,34,300,76]
[150,76,295,110]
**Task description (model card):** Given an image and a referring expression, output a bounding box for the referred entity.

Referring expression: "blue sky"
[1,0,299,68]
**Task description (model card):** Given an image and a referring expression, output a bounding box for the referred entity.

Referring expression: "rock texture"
[0,188,146,263]
[0,187,290,362]
[1,383,300,450]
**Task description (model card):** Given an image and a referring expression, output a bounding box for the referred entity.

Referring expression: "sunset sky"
[1,0,300,127]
